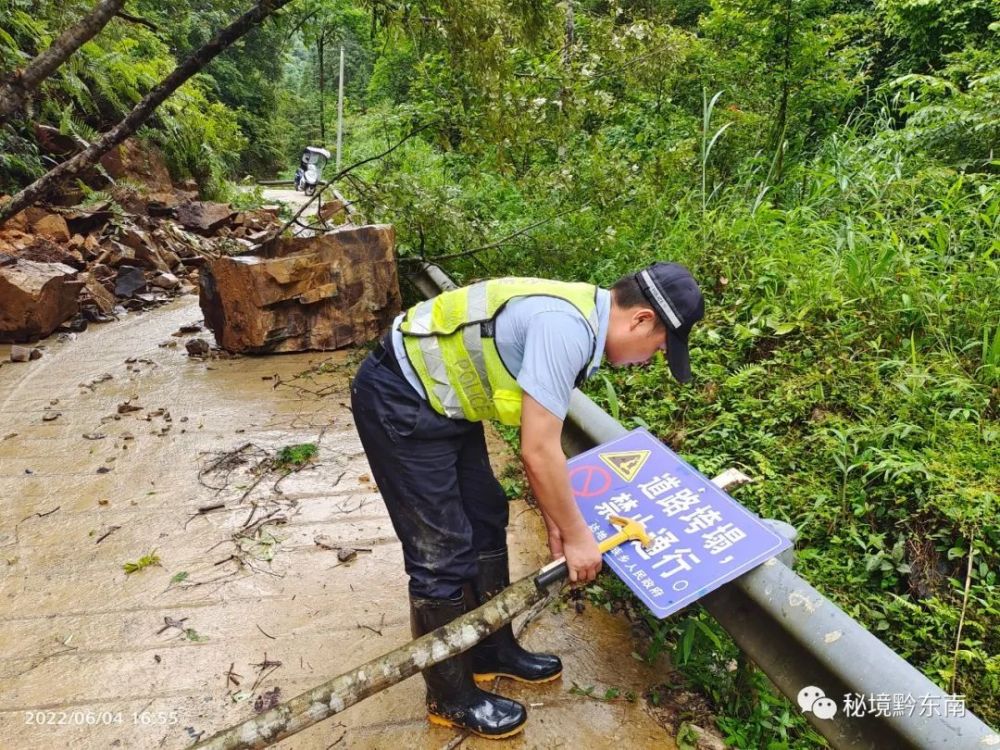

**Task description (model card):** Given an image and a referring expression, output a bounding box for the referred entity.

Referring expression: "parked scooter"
[294,146,331,196]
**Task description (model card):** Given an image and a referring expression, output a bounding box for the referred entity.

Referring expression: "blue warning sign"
[570,428,790,619]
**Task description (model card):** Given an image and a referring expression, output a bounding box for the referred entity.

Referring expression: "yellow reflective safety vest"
[398,278,600,426]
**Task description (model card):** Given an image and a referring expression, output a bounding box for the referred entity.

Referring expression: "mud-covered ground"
[0,294,677,749]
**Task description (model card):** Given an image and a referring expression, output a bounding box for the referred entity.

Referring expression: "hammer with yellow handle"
[535,514,653,588]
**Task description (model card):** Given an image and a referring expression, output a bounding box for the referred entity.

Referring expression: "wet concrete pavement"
[0,295,676,749]
[259,186,317,237]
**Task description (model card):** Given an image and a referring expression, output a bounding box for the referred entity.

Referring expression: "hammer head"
[608,514,652,548]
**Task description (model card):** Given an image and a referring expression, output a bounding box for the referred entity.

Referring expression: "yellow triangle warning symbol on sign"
[599,450,651,482]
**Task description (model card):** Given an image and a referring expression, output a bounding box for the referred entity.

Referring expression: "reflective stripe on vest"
[398,278,600,425]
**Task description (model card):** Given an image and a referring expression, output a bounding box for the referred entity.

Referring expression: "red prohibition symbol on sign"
[569,464,612,498]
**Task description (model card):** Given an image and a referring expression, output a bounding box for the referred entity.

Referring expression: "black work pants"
[349,340,509,599]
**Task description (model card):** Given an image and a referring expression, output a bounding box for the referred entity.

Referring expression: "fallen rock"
[132,291,169,306]
[1,208,30,232]
[150,272,180,290]
[239,207,280,231]
[135,244,170,273]
[176,201,237,235]
[81,272,116,314]
[81,307,112,323]
[115,265,147,297]
[0,260,81,342]
[146,192,183,217]
[64,206,114,236]
[10,345,37,362]
[98,240,136,269]
[185,338,210,357]
[31,212,71,242]
[199,224,401,354]
[159,248,181,270]
[99,139,173,192]
[56,316,88,333]
[12,236,82,268]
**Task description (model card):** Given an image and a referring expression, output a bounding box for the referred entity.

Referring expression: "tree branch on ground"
[192,576,546,750]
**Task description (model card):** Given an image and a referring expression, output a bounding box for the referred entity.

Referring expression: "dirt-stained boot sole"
[472,669,563,684]
[427,712,526,738]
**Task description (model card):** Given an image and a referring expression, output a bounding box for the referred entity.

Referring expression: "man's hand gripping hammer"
[535,515,652,588]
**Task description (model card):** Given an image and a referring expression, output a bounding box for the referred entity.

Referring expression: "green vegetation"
[0,0,290,198]
[569,681,638,703]
[274,442,319,471]
[3,0,998,745]
[325,2,1000,744]
[122,549,160,575]
[183,627,209,642]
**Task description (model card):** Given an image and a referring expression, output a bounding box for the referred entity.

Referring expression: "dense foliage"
[0,0,289,197]
[2,0,998,746]
[333,2,1000,744]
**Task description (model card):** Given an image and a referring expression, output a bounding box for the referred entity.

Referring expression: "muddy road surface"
[0,296,675,749]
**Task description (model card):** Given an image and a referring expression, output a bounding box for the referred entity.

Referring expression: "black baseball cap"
[634,262,705,383]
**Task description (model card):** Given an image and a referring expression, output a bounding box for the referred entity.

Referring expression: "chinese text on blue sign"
[569,428,790,619]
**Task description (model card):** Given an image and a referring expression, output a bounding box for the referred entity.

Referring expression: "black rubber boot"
[410,593,527,738]
[470,548,563,683]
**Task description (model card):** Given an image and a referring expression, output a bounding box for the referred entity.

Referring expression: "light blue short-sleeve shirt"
[390,288,610,420]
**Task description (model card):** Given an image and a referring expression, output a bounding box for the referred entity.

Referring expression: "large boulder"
[199,224,401,354]
[0,259,82,342]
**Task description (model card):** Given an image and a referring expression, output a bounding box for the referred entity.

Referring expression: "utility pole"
[336,45,345,171]
[318,30,325,143]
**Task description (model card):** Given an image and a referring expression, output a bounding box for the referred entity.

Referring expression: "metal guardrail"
[406,261,999,750]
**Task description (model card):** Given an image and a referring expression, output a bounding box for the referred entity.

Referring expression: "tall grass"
[353,109,1000,744]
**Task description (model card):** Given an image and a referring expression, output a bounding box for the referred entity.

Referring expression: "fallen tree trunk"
[192,575,545,750]
[0,0,127,123]
[0,0,296,226]
[191,470,749,750]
